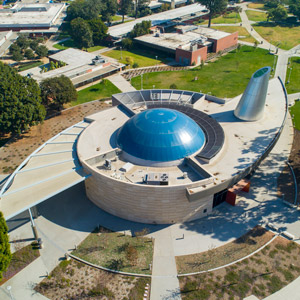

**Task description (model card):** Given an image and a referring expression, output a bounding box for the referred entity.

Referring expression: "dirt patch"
[277,128,300,204]
[176,226,274,274]
[35,259,151,300]
[0,101,109,174]
[180,236,300,300]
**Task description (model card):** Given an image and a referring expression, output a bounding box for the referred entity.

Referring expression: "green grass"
[202,12,241,24]
[17,60,43,72]
[112,15,122,21]
[286,57,300,94]
[253,24,300,50]
[87,45,106,52]
[57,31,71,40]
[246,10,268,22]
[131,46,274,98]
[212,26,256,43]
[289,101,300,131]
[72,227,153,274]
[102,47,170,67]
[53,39,75,50]
[74,80,121,106]
[247,2,265,10]
[54,40,106,52]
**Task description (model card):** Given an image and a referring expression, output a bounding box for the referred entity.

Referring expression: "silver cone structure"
[234,66,271,121]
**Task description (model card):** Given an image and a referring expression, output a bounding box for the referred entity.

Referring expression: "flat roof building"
[135,25,238,65]
[0,3,65,32]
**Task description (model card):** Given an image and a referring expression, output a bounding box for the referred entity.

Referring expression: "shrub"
[125,245,138,265]
[132,62,139,68]
[182,280,197,292]
[169,83,178,89]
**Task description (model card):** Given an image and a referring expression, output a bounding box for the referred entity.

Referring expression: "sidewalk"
[107,73,136,92]
[150,228,181,300]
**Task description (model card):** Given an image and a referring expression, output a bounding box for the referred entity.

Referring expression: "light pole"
[287,67,292,84]
[155,55,158,67]
[7,286,14,300]
[141,73,143,90]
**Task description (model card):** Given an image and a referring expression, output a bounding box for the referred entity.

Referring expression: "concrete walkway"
[150,228,181,300]
[107,73,136,92]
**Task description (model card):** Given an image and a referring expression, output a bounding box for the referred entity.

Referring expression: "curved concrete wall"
[82,161,213,224]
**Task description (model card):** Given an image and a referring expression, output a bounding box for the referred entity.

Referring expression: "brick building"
[135,25,238,66]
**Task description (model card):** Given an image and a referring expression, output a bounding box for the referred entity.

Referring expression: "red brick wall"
[176,46,208,66]
[211,32,238,53]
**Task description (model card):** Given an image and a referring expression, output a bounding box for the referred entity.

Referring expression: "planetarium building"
[77,67,287,224]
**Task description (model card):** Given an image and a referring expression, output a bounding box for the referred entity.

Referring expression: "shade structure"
[116,108,206,164]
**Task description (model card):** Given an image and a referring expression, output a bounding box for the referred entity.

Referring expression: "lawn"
[180,237,300,300]
[72,226,153,274]
[131,46,274,98]
[247,2,265,10]
[112,15,122,22]
[286,57,300,95]
[212,26,256,43]
[87,45,106,52]
[290,101,300,131]
[102,47,170,67]
[202,12,241,24]
[253,24,300,50]
[53,39,75,50]
[74,80,121,106]
[53,40,105,52]
[17,60,43,72]
[246,10,268,22]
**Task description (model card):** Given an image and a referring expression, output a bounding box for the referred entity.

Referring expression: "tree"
[102,0,118,22]
[87,19,108,45]
[196,0,228,27]
[0,62,46,134]
[267,5,288,22]
[134,0,151,18]
[12,51,24,62]
[129,20,151,38]
[25,49,35,60]
[289,1,300,18]
[0,212,11,281]
[9,43,21,55]
[122,37,133,49]
[119,0,133,23]
[40,75,77,110]
[70,18,93,49]
[35,45,48,58]
[264,0,280,9]
[16,34,30,50]
[67,0,105,21]
[30,40,39,51]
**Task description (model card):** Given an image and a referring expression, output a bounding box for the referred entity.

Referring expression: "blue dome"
[116,108,206,163]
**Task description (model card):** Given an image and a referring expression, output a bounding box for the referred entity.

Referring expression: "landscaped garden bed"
[72,226,153,275]
[1,243,40,285]
[179,236,300,299]
[35,259,150,300]
[176,226,274,274]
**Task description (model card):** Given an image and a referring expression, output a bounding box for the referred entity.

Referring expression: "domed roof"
[116,108,206,163]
